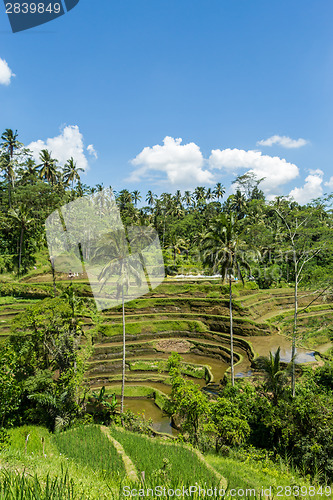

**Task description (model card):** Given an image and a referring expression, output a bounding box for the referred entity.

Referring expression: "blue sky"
[1,0,333,202]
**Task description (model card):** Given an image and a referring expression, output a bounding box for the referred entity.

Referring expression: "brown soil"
[154,339,193,353]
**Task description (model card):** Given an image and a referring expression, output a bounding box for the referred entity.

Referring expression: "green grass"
[0,469,83,499]
[103,384,168,408]
[52,425,126,481]
[128,359,206,379]
[98,319,209,337]
[2,426,121,498]
[109,426,219,486]
[206,450,327,500]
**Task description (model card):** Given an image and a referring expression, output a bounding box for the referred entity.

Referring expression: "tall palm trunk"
[229,277,234,386]
[18,225,24,276]
[291,258,298,397]
[8,179,12,209]
[121,286,126,419]
[50,258,57,297]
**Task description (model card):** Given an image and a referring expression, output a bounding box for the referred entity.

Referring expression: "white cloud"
[257,135,308,149]
[289,169,324,204]
[0,58,14,85]
[87,144,98,159]
[209,148,299,195]
[128,136,214,187]
[325,177,333,190]
[28,125,90,171]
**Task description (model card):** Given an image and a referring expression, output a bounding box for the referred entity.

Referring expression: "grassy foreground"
[0,424,329,499]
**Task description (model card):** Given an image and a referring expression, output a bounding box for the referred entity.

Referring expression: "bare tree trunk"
[121,287,126,419]
[229,277,234,386]
[49,258,57,297]
[292,261,298,397]
[18,226,24,276]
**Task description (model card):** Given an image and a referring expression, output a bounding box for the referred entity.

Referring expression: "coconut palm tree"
[255,347,288,405]
[18,157,39,184]
[8,206,35,276]
[38,149,59,186]
[213,183,225,202]
[206,188,214,202]
[1,128,20,159]
[193,186,206,206]
[146,190,156,208]
[174,190,182,207]
[116,189,133,210]
[0,152,15,208]
[93,230,142,417]
[183,190,192,208]
[132,190,141,206]
[63,157,84,190]
[202,214,251,386]
[230,190,247,219]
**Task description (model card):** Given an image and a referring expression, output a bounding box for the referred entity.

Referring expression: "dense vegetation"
[1,127,333,497]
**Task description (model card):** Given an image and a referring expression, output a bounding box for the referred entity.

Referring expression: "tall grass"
[0,469,83,500]
[52,425,125,480]
[109,427,218,486]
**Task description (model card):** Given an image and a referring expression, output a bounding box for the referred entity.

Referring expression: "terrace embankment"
[1,278,330,422]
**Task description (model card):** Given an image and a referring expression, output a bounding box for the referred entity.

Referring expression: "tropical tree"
[8,206,35,276]
[167,371,209,445]
[132,190,141,206]
[1,129,20,158]
[93,229,142,417]
[274,202,327,396]
[63,157,84,190]
[202,214,251,386]
[213,183,225,202]
[183,190,192,208]
[38,149,59,186]
[255,347,288,405]
[230,190,247,219]
[206,188,214,202]
[0,153,15,208]
[146,190,156,208]
[193,186,206,206]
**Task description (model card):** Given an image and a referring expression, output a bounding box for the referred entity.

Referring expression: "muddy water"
[117,354,227,432]
[235,334,316,377]
[123,399,177,435]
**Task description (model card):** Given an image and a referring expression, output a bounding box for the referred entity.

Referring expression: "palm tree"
[8,206,35,276]
[202,214,250,386]
[174,190,182,207]
[93,230,142,417]
[206,188,214,202]
[1,129,20,158]
[213,183,225,202]
[38,149,59,186]
[170,236,188,263]
[146,190,156,207]
[0,129,22,207]
[132,190,141,206]
[19,158,39,183]
[193,186,206,206]
[255,347,288,405]
[0,153,15,208]
[63,157,84,190]
[116,189,133,210]
[183,190,192,208]
[230,190,247,219]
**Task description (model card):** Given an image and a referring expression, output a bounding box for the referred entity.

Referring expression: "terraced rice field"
[1,277,331,425]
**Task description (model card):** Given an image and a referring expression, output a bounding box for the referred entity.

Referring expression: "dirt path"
[100,426,138,482]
